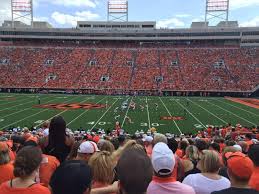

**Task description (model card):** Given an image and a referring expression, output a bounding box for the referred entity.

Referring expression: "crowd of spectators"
[0,115,258,194]
[0,47,258,92]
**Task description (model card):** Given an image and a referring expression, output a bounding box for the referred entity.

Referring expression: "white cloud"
[230,0,259,10]
[157,17,185,28]
[0,0,11,25]
[240,16,259,27]
[175,14,191,18]
[36,0,97,8]
[51,11,99,26]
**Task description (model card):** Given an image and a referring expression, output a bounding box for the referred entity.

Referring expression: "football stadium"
[0,0,259,193]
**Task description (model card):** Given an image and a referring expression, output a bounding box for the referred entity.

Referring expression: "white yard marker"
[91,99,119,130]
[207,101,257,126]
[67,96,107,126]
[146,97,151,129]
[173,98,206,128]
[159,97,183,135]
[214,98,259,117]
[187,98,228,124]
[121,97,133,128]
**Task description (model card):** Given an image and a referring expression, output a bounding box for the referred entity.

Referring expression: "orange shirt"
[145,145,153,158]
[0,182,51,194]
[249,166,259,191]
[39,154,60,187]
[0,163,14,185]
[175,149,183,158]
[246,140,254,148]
[9,151,16,161]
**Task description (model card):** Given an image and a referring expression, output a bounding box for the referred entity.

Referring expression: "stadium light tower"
[205,0,229,24]
[107,0,128,22]
[11,0,33,28]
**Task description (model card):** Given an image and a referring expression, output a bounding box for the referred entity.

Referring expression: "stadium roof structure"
[0,21,259,47]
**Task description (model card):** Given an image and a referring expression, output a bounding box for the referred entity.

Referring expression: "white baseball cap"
[143,136,153,143]
[152,142,175,176]
[78,141,100,154]
[233,144,242,152]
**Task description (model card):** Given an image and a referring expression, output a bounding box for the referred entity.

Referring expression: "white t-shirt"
[182,173,230,194]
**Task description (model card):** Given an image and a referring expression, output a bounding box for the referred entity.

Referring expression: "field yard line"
[67,96,107,126]
[187,98,228,124]
[0,98,33,110]
[173,98,206,128]
[121,97,133,128]
[91,99,119,130]
[3,96,82,129]
[146,97,151,129]
[34,96,92,128]
[213,98,259,117]
[207,101,257,126]
[1,97,55,119]
[159,97,183,135]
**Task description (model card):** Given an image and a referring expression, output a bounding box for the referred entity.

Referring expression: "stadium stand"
[0,47,258,93]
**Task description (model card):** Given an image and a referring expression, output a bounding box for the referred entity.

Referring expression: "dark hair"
[117,148,153,194]
[225,140,236,146]
[195,139,208,152]
[245,134,252,140]
[23,140,38,147]
[167,138,178,153]
[50,160,92,194]
[66,141,81,160]
[48,116,67,148]
[14,146,42,178]
[110,138,119,150]
[248,144,259,166]
[179,140,188,151]
[118,135,126,145]
[210,143,220,153]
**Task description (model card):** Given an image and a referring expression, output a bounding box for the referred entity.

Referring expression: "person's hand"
[109,181,118,193]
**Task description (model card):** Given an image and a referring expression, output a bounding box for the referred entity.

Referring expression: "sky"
[0,0,259,28]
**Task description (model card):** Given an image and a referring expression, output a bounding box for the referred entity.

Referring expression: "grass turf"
[0,93,258,135]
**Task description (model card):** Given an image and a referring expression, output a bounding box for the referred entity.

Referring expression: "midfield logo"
[34,103,106,110]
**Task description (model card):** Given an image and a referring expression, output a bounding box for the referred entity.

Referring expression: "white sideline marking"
[91,99,119,130]
[214,98,259,117]
[159,97,183,135]
[187,98,228,124]
[173,98,206,128]
[146,97,151,129]
[207,101,257,126]
[67,96,107,126]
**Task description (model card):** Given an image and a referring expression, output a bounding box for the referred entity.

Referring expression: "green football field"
[0,93,258,135]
